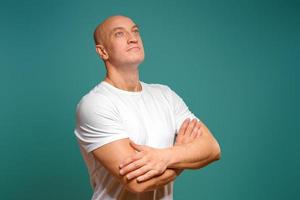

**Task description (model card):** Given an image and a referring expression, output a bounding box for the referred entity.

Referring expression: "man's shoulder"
[76,83,114,112]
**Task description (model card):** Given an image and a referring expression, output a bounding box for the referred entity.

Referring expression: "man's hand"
[174,118,203,175]
[119,118,203,182]
[175,118,203,145]
[119,141,170,182]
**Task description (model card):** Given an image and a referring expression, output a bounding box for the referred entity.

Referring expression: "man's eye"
[115,31,124,37]
[133,29,139,34]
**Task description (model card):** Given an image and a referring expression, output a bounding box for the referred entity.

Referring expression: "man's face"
[101,16,145,67]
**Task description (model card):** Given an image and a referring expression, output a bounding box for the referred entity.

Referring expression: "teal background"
[1,0,299,199]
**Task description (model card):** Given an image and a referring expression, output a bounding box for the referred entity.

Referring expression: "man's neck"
[104,64,141,92]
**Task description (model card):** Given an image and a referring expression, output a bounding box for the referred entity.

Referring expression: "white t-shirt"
[74,81,196,200]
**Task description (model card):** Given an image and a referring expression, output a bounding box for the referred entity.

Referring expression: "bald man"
[74,15,221,200]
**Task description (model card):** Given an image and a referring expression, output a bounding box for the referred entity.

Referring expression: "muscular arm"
[119,119,221,181]
[92,138,179,193]
[91,119,199,192]
[167,120,221,169]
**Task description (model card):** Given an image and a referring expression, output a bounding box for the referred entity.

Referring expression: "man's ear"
[95,45,109,60]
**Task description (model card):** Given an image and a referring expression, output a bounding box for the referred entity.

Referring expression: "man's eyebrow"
[109,27,125,34]
[132,25,139,29]
[110,25,140,35]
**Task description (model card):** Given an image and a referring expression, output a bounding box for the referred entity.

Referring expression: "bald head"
[93,15,144,66]
[93,15,133,45]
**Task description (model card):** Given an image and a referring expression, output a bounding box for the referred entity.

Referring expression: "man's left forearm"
[166,124,221,169]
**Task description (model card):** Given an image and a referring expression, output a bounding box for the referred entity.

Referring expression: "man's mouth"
[127,46,140,51]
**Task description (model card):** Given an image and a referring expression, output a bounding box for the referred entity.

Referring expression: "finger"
[175,133,183,145]
[195,121,202,129]
[176,120,189,144]
[120,152,144,168]
[185,118,197,136]
[178,118,190,136]
[191,122,201,138]
[129,141,145,152]
[120,159,145,175]
[190,126,199,139]
[125,165,149,180]
[196,126,204,138]
[137,170,162,183]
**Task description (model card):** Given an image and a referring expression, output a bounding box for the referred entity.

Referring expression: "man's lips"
[127,46,140,51]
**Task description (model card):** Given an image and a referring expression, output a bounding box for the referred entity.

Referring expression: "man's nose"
[127,33,138,44]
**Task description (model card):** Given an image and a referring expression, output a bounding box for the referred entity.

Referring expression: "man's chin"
[111,56,144,68]
[127,57,145,66]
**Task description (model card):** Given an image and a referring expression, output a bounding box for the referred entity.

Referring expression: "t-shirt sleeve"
[166,86,199,133]
[74,94,129,153]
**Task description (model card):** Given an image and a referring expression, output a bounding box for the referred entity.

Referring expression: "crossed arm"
[91,118,221,193]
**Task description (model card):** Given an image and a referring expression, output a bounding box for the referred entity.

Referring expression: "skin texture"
[94,15,144,92]
[119,119,221,182]
[91,15,221,193]
[92,119,202,193]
